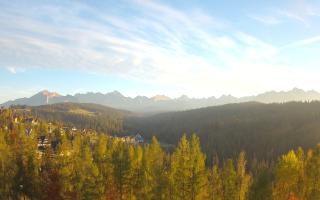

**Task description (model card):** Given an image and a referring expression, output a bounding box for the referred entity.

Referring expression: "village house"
[134,134,144,143]
[112,134,144,145]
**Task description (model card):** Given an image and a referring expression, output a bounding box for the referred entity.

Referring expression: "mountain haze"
[2,88,320,112]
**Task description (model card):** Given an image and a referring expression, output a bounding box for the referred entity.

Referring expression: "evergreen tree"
[40,148,62,200]
[249,161,272,200]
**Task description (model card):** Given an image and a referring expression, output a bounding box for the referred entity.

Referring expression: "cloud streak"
[282,35,320,48]
[250,0,320,25]
[0,0,320,97]
[249,15,282,24]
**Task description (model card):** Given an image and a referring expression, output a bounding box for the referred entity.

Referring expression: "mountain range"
[2,88,320,112]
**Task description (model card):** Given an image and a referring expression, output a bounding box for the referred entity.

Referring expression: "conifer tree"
[40,147,62,200]
[58,133,76,199]
[222,159,237,200]
[12,132,41,199]
[0,131,16,199]
[296,147,306,198]
[305,145,320,200]
[94,134,115,199]
[129,145,145,200]
[112,142,131,200]
[237,151,252,200]
[80,145,101,200]
[170,134,206,200]
[207,165,223,200]
[170,134,191,200]
[249,161,272,200]
[189,134,207,200]
[145,136,167,200]
[272,150,301,200]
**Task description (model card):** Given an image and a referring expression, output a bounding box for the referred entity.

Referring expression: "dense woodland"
[2,108,320,199]
[11,101,320,164]
[126,101,320,163]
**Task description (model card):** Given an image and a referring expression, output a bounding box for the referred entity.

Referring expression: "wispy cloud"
[6,66,25,74]
[6,67,17,74]
[0,1,269,74]
[249,15,282,24]
[0,0,320,97]
[281,35,320,49]
[250,0,320,25]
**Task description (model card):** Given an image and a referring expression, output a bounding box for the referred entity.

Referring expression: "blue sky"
[1,0,320,102]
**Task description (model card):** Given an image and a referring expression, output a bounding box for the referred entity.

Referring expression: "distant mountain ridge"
[2,88,320,112]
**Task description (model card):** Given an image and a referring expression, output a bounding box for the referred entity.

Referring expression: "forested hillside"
[13,103,131,134]
[126,101,320,162]
[2,108,320,200]
[12,101,320,165]
[15,101,320,164]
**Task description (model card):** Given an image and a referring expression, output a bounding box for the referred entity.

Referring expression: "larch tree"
[58,133,76,199]
[189,134,207,200]
[170,134,191,200]
[94,134,115,200]
[145,136,167,200]
[207,164,223,200]
[237,151,252,200]
[129,145,144,200]
[0,131,16,199]
[170,134,206,200]
[222,159,238,200]
[79,144,101,200]
[112,142,131,200]
[305,145,320,200]
[272,150,302,200]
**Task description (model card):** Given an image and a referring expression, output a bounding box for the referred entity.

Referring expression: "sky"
[1,0,320,103]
